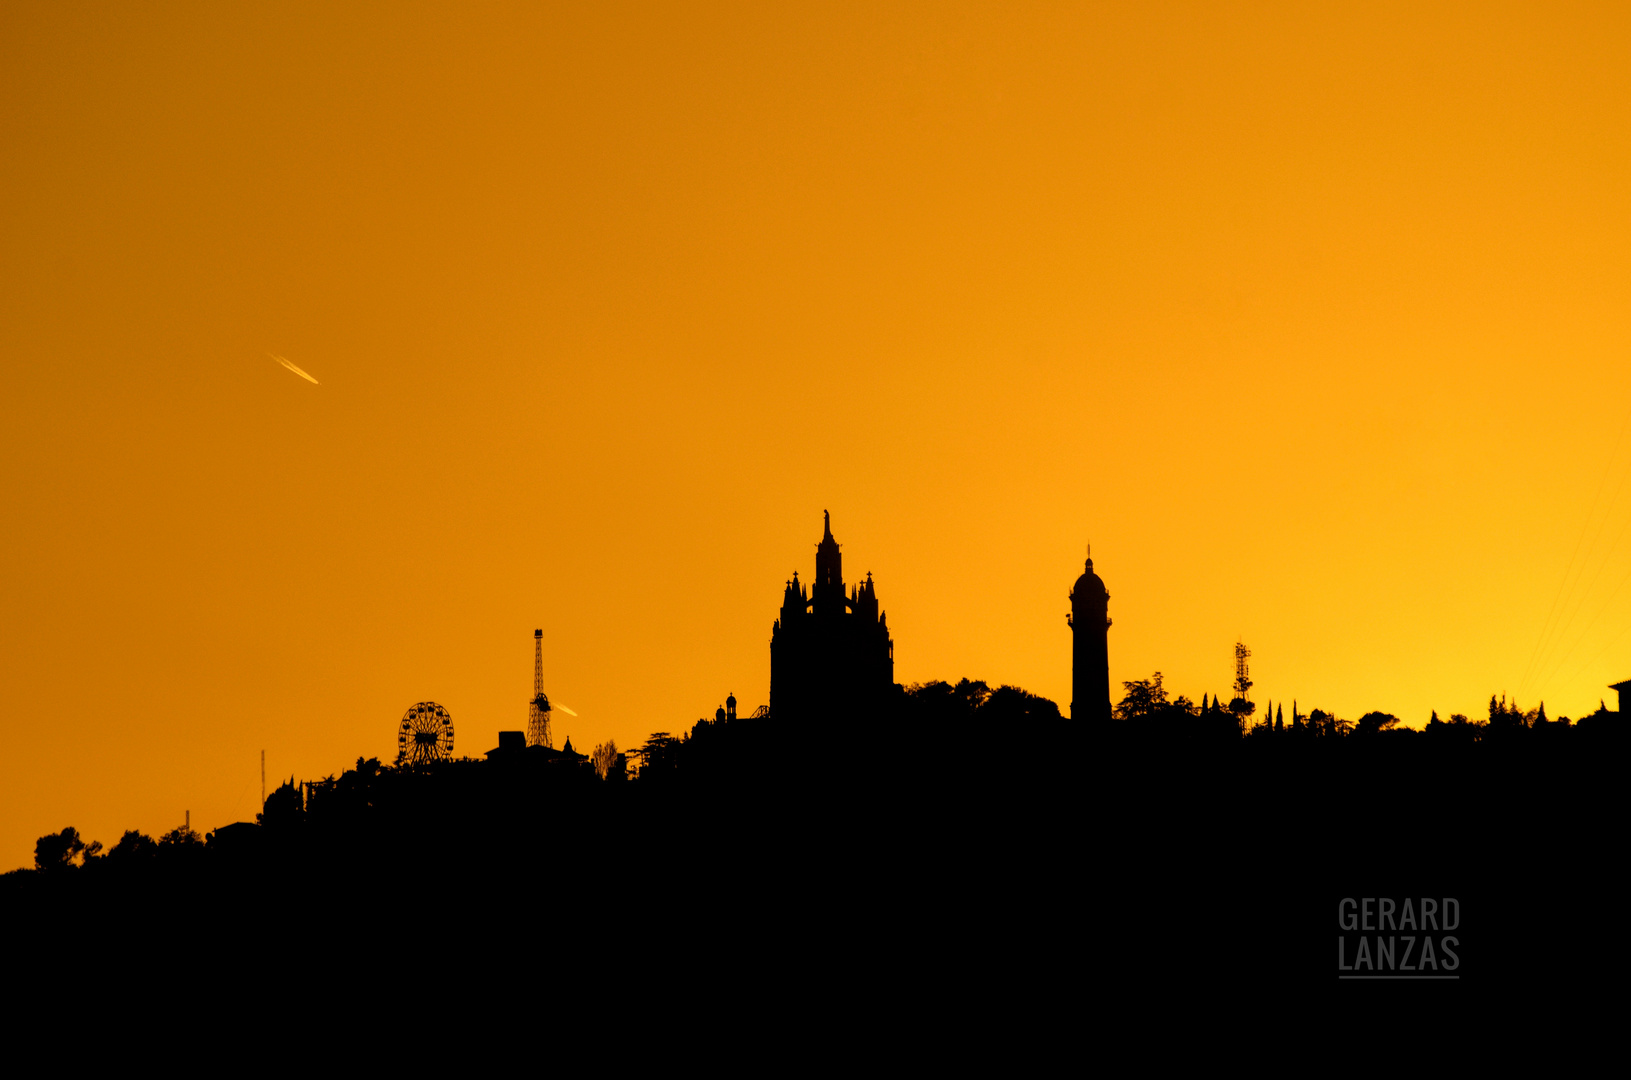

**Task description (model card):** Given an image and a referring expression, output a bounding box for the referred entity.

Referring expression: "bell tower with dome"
[770,512,894,724]
[1069,551,1111,722]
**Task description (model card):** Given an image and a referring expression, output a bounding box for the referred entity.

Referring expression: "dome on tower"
[1072,558,1107,602]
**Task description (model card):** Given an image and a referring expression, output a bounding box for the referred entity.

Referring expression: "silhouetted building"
[486,730,526,759]
[770,512,894,724]
[207,821,262,856]
[1069,555,1111,722]
[1611,679,1629,716]
[487,729,588,770]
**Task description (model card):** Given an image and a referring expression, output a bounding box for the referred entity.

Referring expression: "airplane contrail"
[269,353,319,384]
[555,703,578,717]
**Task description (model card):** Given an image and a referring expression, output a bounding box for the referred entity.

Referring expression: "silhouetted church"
[1069,554,1111,722]
[770,512,894,723]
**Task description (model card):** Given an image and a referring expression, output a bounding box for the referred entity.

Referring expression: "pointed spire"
[823,509,833,542]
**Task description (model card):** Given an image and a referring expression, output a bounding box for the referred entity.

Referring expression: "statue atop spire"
[814,510,843,613]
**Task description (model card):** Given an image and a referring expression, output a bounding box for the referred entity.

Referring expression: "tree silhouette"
[980,685,1063,727]
[1354,711,1402,735]
[1487,693,1536,735]
[632,733,680,779]
[160,826,203,847]
[1305,708,1351,738]
[34,827,98,872]
[106,830,157,864]
[259,778,304,830]
[1115,673,1169,721]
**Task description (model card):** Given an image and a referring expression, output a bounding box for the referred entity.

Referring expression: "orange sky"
[4,2,1630,868]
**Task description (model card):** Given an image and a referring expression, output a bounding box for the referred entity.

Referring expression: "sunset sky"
[5,2,1630,868]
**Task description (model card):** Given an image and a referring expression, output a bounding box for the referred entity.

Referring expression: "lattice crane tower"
[527,628,554,748]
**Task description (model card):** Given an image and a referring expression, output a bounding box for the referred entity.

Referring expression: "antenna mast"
[1234,641,1252,698]
[527,629,553,748]
[1231,640,1256,732]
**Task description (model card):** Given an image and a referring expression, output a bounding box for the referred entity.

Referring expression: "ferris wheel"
[397,701,455,765]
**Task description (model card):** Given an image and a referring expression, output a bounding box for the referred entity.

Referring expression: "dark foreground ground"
[4,726,1618,1031]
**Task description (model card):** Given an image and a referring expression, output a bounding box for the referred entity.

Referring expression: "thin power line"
[1519,412,1631,698]
[1533,514,1631,698]
[1549,562,1631,695]
[1527,446,1631,698]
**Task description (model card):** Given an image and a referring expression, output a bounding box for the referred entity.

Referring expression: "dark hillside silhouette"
[5,668,1620,997]
[4,524,1622,998]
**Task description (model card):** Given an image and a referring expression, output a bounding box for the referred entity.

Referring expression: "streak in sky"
[269,353,319,384]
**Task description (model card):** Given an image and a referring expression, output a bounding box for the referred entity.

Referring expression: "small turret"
[781,572,807,624]
[854,571,881,621]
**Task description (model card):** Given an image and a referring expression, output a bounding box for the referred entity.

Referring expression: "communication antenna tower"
[1230,639,1257,731]
[527,629,554,748]
[1234,640,1253,701]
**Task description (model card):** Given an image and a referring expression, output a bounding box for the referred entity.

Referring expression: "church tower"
[812,511,845,617]
[770,512,894,724]
[1069,553,1111,721]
